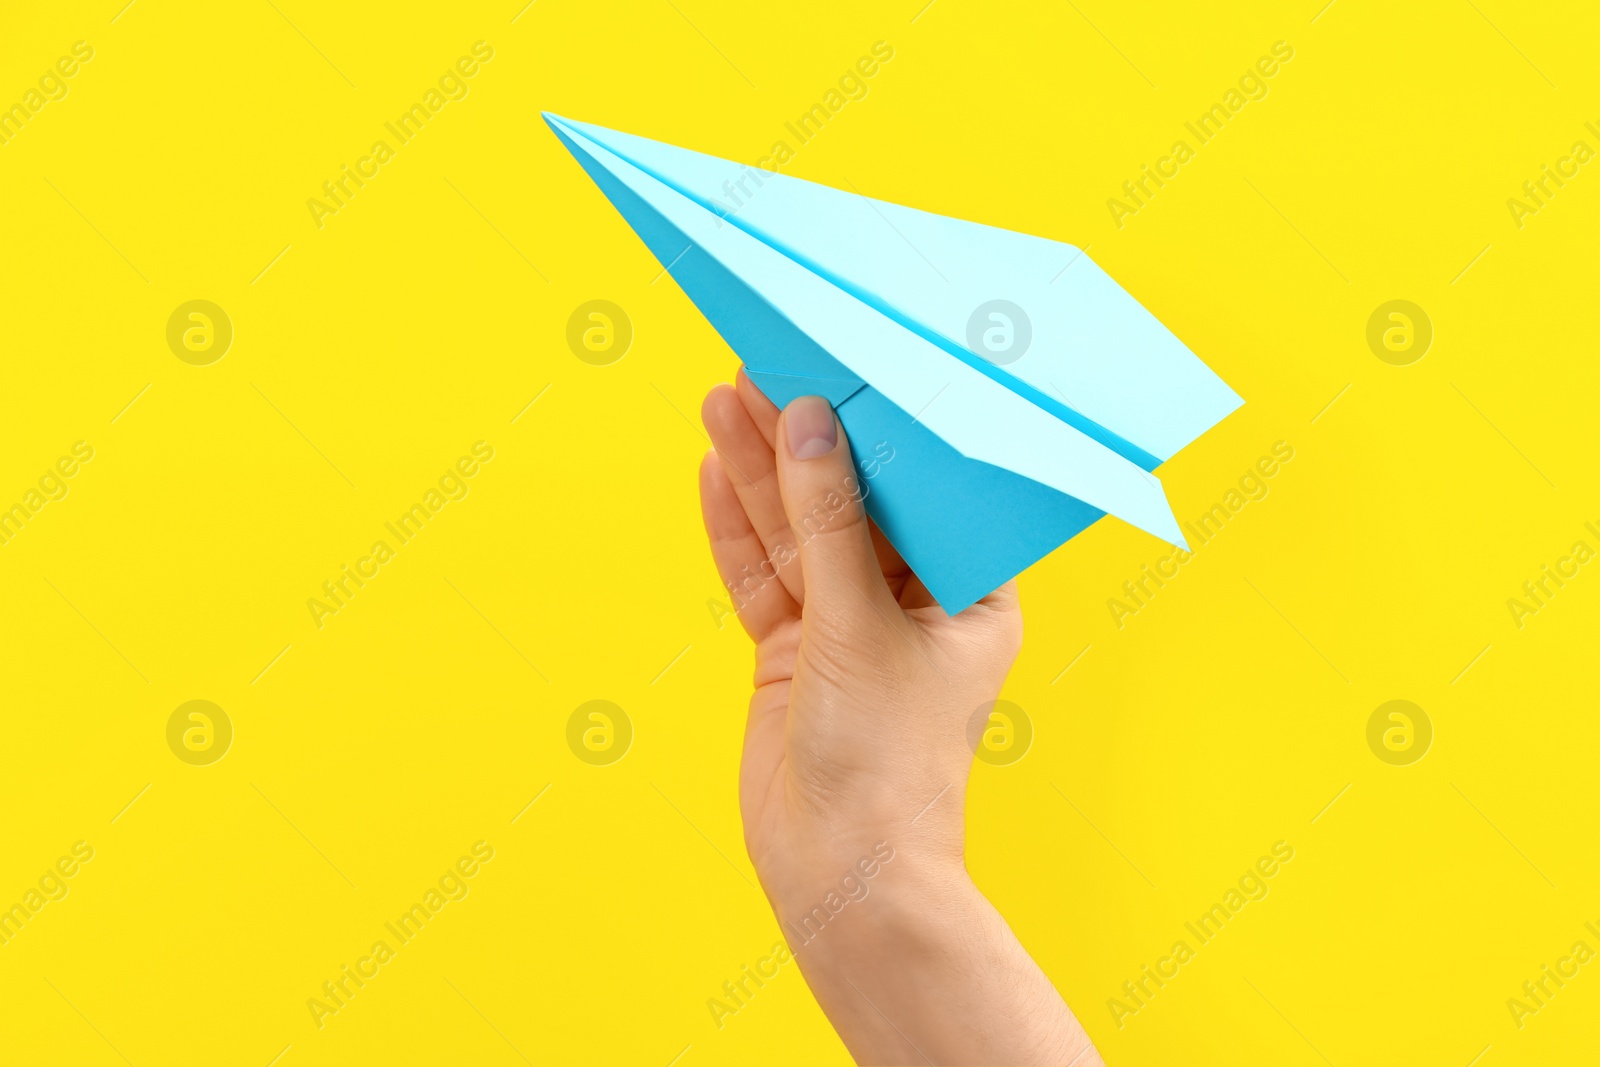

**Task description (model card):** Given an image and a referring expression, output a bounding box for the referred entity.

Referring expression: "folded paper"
[545,112,1242,613]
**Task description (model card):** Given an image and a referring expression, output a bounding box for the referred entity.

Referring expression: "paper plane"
[545,112,1242,613]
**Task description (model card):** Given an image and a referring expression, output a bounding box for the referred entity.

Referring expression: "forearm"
[705,384,1096,1063]
[773,851,1102,1066]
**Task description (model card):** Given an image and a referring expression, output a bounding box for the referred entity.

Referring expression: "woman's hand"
[699,370,1102,1066]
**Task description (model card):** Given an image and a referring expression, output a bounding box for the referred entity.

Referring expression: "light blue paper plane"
[545,112,1242,613]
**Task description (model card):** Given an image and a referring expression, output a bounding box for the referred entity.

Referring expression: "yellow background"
[3,0,1598,1063]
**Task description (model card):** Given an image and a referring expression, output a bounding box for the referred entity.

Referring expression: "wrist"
[773,861,1046,1066]
[770,839,979,964]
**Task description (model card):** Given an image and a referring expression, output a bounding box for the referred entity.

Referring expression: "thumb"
[775,396,899,620]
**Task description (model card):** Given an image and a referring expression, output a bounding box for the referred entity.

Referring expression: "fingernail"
[786,396,837,460]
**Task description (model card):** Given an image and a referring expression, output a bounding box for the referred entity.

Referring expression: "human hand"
[699,370,1101,1065]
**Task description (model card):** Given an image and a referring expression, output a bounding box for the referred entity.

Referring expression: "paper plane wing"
[545,112,1242,613]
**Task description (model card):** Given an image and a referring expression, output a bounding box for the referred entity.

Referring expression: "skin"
[698,370,1103,1066]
